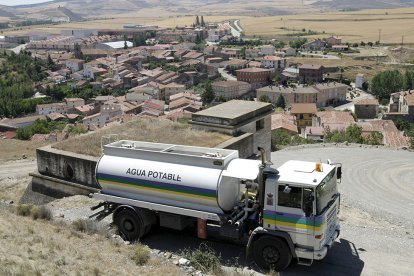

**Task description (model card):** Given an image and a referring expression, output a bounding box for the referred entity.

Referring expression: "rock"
[22,154,27,159]
[178,258,190,266]
[173,260,179,266]
[195,271,204,276]
[164,252,172,259]
[5,200,13,205]
[124,241,130,245]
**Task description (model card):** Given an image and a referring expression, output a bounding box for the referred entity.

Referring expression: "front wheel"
[253,236,292,271]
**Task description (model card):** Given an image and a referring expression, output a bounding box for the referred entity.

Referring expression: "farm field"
[4,7,414,44]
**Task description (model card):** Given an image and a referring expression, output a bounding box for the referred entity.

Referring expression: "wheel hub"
[124,220,134,232]
[263,245,280,264]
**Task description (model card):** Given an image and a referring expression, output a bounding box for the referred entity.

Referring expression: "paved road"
[272,146,414,275]
[218,67,237,81]
[10,43,28,54]
[234,20,243,33]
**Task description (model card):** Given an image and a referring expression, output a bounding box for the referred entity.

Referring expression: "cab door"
[274,184,315,249]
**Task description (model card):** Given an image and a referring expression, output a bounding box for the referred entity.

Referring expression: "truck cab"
[249,160,341,270]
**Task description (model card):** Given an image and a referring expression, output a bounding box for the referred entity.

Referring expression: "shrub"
[16,204,32,217]
[132,243,150,265]
[38,205,52,220]
[72,219,103,234]
[182,243,222,274]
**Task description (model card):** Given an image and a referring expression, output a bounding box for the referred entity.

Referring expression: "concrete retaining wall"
[36,145,100,189]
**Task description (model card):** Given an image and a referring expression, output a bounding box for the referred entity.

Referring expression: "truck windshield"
[316,169,337,215]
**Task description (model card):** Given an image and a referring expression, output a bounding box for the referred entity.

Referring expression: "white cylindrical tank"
[96,155,242,214]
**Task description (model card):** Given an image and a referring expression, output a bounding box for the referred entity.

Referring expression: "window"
[256,119,264,131]
[299,114,304,119]
[278,186,302,209]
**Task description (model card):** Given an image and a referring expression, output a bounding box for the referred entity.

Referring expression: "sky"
[0,0,52,6]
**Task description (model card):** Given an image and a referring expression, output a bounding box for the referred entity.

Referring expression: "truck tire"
[114,208,144,241]
[252,236,292,271]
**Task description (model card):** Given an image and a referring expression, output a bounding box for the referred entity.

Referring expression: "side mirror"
[337,166,342,182]
[303,188,314,217]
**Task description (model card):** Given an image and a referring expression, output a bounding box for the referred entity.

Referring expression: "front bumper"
[295,225,340,261]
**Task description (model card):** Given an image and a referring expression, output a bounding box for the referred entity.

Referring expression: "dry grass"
[0,206,184,275]
[132,243,150,265]
[52,118,231,157]
[0,139,46,162]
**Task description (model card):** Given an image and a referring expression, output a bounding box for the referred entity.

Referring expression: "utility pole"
[378,29,381,44]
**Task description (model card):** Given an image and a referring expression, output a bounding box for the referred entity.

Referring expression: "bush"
[16,204,32,217]
[32,205,51,220]
[132,243,150,265]
[72,219,103,234]
[182,243,222,274]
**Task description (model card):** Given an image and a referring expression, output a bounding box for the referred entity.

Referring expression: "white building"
[65,59,84,73]
[261,56,286,69]
[355,74,365,89]
[96,41,133,50]
[36,103,66,115]
[260,45,275,55]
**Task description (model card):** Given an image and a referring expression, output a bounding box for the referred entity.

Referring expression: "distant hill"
[6,0,414,19]
[312,0,414,10]
[0,5,18,19]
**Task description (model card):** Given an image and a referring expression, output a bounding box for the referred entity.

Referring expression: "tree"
[371,70,404,100]
[201,16,205,27]
[240,47,246,59]
[47,54,54,67]
[271,130,291,151]
[124,40,128,49]
[259,95,271,103]
[360,41,366,47]
[195,15,200,26]
[276,94,286,109]
[273,73,282,85]
[404,70,414,90]
[74,43,83,59]
[201,82,215,103]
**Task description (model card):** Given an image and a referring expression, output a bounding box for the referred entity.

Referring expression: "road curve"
[272,146,414,228]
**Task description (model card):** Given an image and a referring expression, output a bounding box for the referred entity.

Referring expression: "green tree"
[195,15,200,26]
[364,132,383,145]
[74,43,83,59]
[201,16,205,27]
[259,95,271,103]
[201,82,215,103]
[271,130,291,151]
[124,40,128,49]
[240,47,246,59]
[276,94,286,109]
[404,70,414,90]
[371,70,404,100]
[273,73,282,85]
[16,127,32,140]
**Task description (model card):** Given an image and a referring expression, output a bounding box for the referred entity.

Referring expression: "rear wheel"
[253,236,292,271]
[114,208,144,241]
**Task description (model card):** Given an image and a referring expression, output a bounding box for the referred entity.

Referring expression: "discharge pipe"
[257,147,267,213]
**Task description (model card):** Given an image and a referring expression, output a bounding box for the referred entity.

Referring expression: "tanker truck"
[90,140,342,271]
